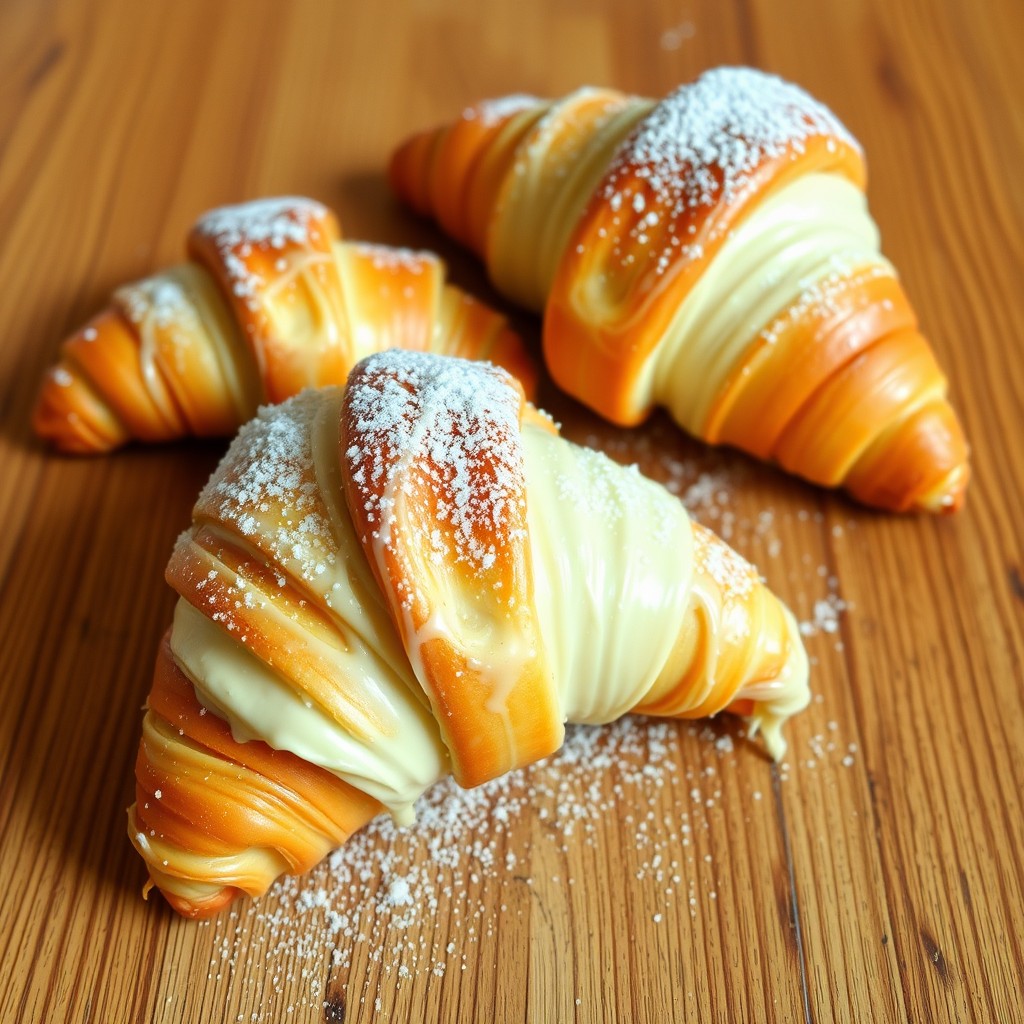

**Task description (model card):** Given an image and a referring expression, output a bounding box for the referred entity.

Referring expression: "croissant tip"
[158,883,241,920]
[906,462,970,515]
[32,365,128,454]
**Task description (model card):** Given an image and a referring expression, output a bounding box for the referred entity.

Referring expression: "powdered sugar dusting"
[117,276,196,332]
[574,419,852,649]
[799,575,849,638]
[597,67,859,274]
[343,352,526,607]
[192,715,767,1018]
[193,197,327,311]
[615,67,855,210]
[199,390,336,587]
[759,262,889,347]
[349,242,429,275]
[692,523,756,601]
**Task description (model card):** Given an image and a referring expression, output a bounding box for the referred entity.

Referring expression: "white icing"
[166,373,810,823]
[175,390,449,822]
[643,172,891,430]
[488,91,653,309]
[171,602,443,824]
[522,425,695,724]
[738,604,810,760]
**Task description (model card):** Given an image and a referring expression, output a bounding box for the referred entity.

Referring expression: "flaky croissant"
[129,350,809,918]
[33,196,535,453]
[390,67,970,512]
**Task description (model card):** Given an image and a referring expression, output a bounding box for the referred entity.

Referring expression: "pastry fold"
[390,68,970,512]
[129,351,809,917]
[33,197,535,452]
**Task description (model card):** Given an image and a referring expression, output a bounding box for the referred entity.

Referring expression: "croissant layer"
[390,68,970,512]
[129,352,809,916]
[34,197,536,453]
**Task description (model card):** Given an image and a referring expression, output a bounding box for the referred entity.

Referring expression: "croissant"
[128,350,809,918]
[32,196,535,453]
[389,67,970,512]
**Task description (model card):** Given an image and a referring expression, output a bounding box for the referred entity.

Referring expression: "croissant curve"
[33,196,536,453]
[389,67,970,513]
[129,351,809,917]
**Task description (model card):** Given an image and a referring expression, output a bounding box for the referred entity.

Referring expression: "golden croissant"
[32,196,535,453]
[390,67,970,513]
[129,350,809,918]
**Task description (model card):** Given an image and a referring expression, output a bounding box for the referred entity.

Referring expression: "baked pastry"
[33,196,535,453]
[129,350,809,917]
[389,67,970,512]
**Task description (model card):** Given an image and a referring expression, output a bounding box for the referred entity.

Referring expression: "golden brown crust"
[339,353,563,787]
[129,635,381,919]
[390,69,971,512]
[33,197,537,453]
[131,354,809,918]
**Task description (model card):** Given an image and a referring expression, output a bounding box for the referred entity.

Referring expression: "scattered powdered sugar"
[193,715,774,1019]
[170,389,869,1017]
[660,21,695,50]
[692,522,756,600]
[199,390,336,587]
[349,242,429,275]
[342,352,526,603]
[805,723,859,771]
[114,276,205,379]
[759,262,889,347]
[116,276,196,332]
[798,575,849,638]
[196,197,327,252]
[616,67,856,210]
[595,67,859,274]
[193,197,327,311]
[575,418,852,647]
[463,94,539,127]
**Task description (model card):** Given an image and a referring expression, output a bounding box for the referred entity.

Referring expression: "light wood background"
[2,0,1023,1021]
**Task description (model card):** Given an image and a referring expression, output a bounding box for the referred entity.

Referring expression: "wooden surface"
[2,0,1023,1021]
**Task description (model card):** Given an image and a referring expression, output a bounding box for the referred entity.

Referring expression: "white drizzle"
[167,358,810,828]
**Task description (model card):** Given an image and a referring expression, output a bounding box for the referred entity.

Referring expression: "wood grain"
[1,0,1022,1021]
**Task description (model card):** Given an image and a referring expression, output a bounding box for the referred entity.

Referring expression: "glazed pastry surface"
[390,68,970,512]
[34,197,535,453]
[130,352,809,917]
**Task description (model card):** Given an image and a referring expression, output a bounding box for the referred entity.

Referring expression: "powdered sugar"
[596,67,859,273]
[199,390,335,586]
[195,715,757,1019]
[759,262,889,347]
[660,21,695,50]
[693,523,757,600]
[196,197,327,252]
[117,276,196,332]
[193,197,328,311]
[611,67,856,211]
[799,577,849,638]
[349,242,428,275]
[343,352,526,605]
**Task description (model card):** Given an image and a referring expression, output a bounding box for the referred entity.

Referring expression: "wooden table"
[2,0,1022,1020]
